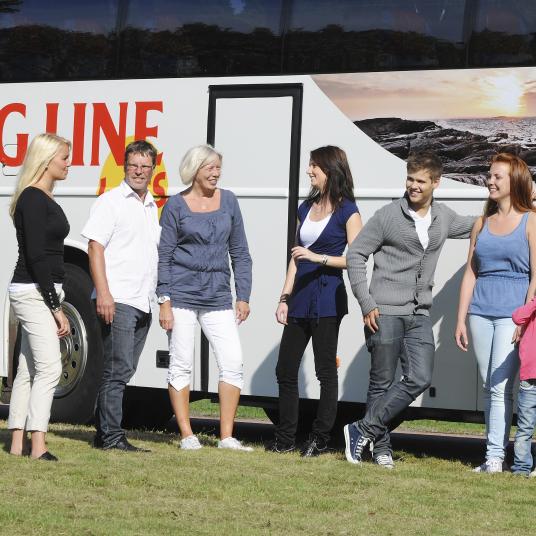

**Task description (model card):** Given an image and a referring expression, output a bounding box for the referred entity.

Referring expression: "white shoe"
[472,457,503,473]
[218,437,254,452]
[180,435,202,450]
[374,453,395,469]
[529,470,536,478]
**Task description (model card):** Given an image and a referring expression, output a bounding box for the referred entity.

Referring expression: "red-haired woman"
[456,153,536,473]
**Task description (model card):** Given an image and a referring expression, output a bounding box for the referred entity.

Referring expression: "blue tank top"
[469,212,530,317]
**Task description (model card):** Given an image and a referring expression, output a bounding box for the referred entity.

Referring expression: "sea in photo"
[314,68,536,185]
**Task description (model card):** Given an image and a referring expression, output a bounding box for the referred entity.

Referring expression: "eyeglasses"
[126,163,154,172]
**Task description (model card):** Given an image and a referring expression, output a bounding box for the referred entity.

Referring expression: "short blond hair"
[179,144,222,185]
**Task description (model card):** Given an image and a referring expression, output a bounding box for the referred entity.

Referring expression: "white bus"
[2,0,534,428]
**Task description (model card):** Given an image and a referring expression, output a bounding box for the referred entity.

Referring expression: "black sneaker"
[265,439,296,453]
[102,436,150,452]
[300,436,328,458]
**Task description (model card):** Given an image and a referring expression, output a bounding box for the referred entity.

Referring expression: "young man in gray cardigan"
[344,151,476,468]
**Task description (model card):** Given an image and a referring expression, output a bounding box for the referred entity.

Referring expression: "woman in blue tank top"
[456,153,536,474]
[266,146,362,456]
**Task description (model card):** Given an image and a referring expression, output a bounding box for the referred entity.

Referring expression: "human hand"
[53,309,70,338]
[455,322,469,351]
[275,302,288,325]
[236,301,250,325]
[96,290,115,324]
[512,325,523,344]
[363,308,379,333]
[291,246,317,263]
[159,301,174,331]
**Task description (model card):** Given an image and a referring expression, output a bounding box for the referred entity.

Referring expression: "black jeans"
[275,317,340,445]
[359,314,435,456]
[95,303,152,446]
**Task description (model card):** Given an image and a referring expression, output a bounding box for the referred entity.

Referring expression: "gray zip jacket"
[347,195,476,316]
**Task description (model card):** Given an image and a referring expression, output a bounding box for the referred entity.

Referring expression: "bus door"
[197,83,303,398]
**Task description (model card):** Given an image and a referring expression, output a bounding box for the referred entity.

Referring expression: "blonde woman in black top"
[8,133,71,461]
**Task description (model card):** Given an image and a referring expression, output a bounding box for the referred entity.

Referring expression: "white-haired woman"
[157,144,253,451]
[8,133,71,461]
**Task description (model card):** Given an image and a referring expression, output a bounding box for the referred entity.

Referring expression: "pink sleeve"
[512,298,536,326]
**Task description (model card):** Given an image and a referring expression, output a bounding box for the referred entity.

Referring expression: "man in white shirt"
[82,140,160,451]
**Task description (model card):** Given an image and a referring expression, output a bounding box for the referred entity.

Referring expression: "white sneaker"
[472,457,503,473]
[529,470,536,478]
[218,437,254,452]
[374,453,395,469]
[180,435,202,450]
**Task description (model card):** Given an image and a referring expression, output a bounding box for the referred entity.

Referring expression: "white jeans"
[8,289,63,432]
[167,308,244,391]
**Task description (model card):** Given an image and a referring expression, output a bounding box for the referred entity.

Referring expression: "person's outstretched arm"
[347,211,384,332]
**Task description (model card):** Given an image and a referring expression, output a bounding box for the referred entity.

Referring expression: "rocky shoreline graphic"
[355,117,536,186]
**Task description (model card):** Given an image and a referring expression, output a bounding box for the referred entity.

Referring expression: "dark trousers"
[359,314,435,456]
[95,303,152,446]
[275,317,340,445]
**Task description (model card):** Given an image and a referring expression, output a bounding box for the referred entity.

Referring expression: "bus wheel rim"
[56,301,89,398]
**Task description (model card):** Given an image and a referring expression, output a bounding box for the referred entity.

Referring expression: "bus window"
[119,0,284,78]
[0,0,119,82]
[469,0,536,67]
[284,0,467,73]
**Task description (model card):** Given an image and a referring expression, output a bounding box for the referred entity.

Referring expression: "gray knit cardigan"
[347,195,476,316]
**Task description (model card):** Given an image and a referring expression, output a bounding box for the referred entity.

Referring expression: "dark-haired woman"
[268,146,362,456]
[456,153,536,473]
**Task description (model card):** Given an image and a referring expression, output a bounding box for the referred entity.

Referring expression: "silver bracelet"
[321,254,329,265]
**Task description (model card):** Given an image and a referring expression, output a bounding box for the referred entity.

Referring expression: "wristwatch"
[157,295,171,304]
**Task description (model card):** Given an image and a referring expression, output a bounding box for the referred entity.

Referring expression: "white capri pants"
[167,308,244,391]
[8,289,63,432]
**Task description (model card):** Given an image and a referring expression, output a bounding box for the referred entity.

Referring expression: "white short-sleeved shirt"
[408,207,432,250]
[82,180,160,313]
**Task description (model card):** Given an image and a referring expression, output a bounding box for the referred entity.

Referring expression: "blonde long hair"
[9,133,71,220]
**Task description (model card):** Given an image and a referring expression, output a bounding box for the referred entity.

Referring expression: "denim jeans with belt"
[95,302,151,447]
[512,380,536,475]
[357,314,435,456]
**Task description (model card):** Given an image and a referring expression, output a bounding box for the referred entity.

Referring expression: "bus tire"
[122,387,173,431]
[50,263,103,424]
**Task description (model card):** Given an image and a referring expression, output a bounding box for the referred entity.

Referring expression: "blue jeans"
[512,380,536,475]
[469,315,519,461]
[95,303,151,446]
[358,315,435,455]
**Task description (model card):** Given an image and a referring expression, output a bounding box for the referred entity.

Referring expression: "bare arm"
[275,257,297,325]
[526,212,536,302]
[88,240,115,324]
[455,218,483,351]
[510,212,536,343]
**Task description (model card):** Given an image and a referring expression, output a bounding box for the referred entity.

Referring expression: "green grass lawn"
[1,416,533,536]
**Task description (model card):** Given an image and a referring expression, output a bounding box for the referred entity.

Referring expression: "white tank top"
[300,211,332,248]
